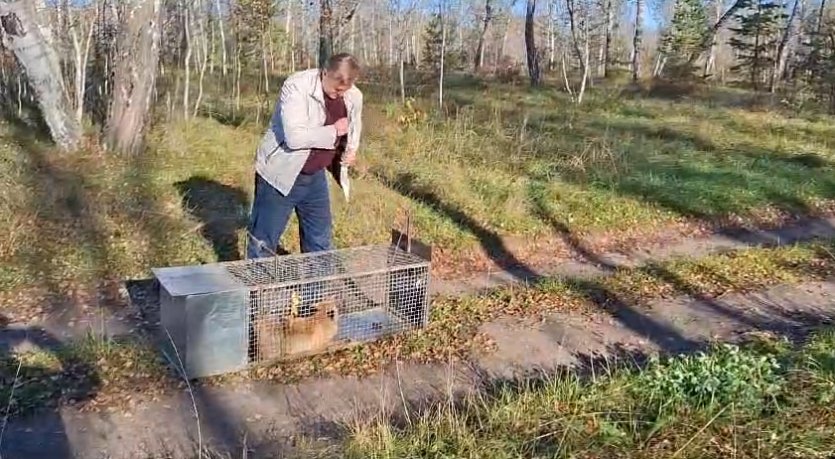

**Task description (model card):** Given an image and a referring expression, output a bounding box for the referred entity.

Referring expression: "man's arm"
[277,80,339,150]
[347,90,363,151]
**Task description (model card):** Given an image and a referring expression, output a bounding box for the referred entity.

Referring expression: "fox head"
[312,299,339,321]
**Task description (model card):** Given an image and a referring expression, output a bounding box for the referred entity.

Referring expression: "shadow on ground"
[0,314,100,459]
[374,170,540,282]
[174,176,250,262]
[0,124,256,457]
[573,118,835,221]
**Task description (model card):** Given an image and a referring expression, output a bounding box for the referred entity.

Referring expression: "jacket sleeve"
[277,79,338,150]
[347,90,363,151]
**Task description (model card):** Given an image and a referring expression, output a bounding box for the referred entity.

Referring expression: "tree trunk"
[691,0,746,65]
[474,0,493,70]
[0,0,80,151]
[602,0,612,78]
[771,0,800,92]
[399,57,405,103]
[565,0,586,77]
[578,16,590,103]
[104,0,162,156]
[214,0,227,75]
[793,0,804,73]
[498,17,509,62]
[752,2,761,90]
[182,3,191,120]
[316,0,360,68]
[69,4,98,125]
[360,11,368,62]
[548,1,555,70]
[388,11,393,67]
[318,0,334,67]
[438,2,446,109]
[703,0,722,77]
[525,0,542,85]
[631,0,642,82]
[817,0,827,35]
[194,3,209,118]
[349,10,355,54]
[369,6,376,65]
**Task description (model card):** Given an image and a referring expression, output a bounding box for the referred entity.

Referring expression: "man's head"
[321,53,360,99]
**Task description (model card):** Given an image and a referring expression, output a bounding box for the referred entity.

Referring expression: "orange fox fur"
[255,298,340,360]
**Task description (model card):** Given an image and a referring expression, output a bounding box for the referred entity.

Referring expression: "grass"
[2,238,834,417]
[3,75,835,454]
[339,329,835,459]
[3,76,835,302]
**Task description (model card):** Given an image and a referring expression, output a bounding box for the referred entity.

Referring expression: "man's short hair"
[325,53,361,84]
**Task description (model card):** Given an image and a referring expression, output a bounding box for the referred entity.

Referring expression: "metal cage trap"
[151,220,432,379]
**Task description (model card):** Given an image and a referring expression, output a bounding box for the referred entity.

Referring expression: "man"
[246,53,363,259]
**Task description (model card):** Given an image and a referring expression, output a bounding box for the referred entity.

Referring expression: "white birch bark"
[1,0,81,150]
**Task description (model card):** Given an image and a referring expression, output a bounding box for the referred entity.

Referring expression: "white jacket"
[255,68,363,196]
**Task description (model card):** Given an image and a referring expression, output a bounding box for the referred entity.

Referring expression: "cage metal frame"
[237,241,432,365]
[152,226,433,377]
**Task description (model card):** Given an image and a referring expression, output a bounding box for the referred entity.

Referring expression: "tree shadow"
[0,314,101,459]
[573,118,835,222]
[3,121,139,341]
[174,176,250,262]
[372,170,705,354]
[374,170,540,283]
[526,179,618,272]
[641,259,835,342]
[568,277,702,353]
[202,109,250,128]
[618,80,783,112]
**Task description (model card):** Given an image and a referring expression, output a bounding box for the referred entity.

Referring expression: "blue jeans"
[246,170,333,259]
[246,170,334,317]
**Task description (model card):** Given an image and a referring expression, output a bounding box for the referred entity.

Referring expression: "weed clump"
[635,343,786,412]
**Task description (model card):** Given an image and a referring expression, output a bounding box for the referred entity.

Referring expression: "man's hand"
[334,117,349,136]
[342,148,357,166]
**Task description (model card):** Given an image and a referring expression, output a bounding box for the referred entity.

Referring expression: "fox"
[255,291,340,361]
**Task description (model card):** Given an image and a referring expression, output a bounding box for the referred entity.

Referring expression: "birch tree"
[0,0,81,150]
[474,0,494,69]
[771,0,800,90]
[631,0,643,81]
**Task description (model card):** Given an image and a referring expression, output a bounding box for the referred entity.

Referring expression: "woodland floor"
[1,78,835,458]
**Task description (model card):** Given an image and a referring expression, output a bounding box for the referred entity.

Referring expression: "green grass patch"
[339,330,835,459]
[4,80,835,300]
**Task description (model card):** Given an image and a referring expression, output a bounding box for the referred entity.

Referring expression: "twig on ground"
[0,360,22,459]
[164,327,204,458]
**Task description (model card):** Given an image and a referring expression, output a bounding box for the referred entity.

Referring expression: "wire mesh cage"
[153,235,431,378]
[228,244,431,363]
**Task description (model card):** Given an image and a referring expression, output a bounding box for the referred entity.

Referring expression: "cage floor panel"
[336,307,407,343]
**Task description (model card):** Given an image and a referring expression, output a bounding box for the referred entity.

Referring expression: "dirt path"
[3,215,835,345]
[3,280,833,459]
[2,217,835,459]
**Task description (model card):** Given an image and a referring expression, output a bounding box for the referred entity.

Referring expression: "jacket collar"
[310,69,326,105]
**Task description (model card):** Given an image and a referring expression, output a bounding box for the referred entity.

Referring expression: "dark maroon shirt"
[301,91,348,174]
